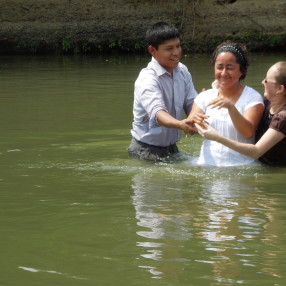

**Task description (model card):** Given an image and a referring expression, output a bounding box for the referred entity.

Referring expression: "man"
[128,22,199,161]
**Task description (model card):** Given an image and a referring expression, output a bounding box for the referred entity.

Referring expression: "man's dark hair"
[146,22,180,50]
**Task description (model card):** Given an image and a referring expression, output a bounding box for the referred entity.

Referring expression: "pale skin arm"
[195,122,285,159]
[209,96,264,139]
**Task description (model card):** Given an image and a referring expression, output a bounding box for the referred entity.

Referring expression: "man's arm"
[157,110,197,135]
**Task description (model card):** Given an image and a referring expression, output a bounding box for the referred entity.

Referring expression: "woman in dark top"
[255,98,286,165]
[195,61,286,166]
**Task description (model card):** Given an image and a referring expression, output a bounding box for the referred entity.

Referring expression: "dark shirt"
[255,99,286,166]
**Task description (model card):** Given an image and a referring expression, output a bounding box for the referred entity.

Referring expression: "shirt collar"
[151,57,177,77]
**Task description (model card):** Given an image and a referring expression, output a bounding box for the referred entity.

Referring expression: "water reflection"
[131,164,286,283]
[1,54,286,285]
[131,170,192,281]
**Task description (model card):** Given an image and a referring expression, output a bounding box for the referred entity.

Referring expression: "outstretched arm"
[195,123,285,159]
[156,110,197,135]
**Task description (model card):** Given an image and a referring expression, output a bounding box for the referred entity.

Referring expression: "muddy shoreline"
[0,0,285,54]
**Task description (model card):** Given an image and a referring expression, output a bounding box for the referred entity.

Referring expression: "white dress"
[194,86,264,166]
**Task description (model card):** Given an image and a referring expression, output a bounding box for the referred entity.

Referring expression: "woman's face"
[262,66,279,101]
[214,52,242,89]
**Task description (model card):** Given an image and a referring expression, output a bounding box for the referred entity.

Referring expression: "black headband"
[214,45,245,64]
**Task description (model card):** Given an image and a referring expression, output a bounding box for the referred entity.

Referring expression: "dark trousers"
[127,138,179,161]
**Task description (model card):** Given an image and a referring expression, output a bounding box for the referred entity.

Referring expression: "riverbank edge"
[1,32,286,55]
[1,0,286,55]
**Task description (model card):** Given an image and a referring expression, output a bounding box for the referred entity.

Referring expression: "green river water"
[0,53,285,286]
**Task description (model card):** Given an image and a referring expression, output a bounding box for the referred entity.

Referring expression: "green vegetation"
[62,37,75,53]
[9,32,286,55]
[194,32,286,54]
[17,40,38,53]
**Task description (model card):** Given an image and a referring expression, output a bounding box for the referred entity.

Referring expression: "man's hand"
[185,113,209,135]
[181,113,209,135]
[180,118,197,135]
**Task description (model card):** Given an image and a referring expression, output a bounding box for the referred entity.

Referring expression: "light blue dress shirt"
[131,57,197,147]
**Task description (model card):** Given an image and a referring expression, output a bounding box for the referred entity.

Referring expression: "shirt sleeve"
[194,90,210,113]
[135,70,168,128]
[270,110,286,135]
[180,64,198,115]
[244,87,264,110]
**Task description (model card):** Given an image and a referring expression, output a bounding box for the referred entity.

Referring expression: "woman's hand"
[208,96,234,110]
[195,122,221,141]
[188,113,209,125]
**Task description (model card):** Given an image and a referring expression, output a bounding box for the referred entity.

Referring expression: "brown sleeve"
[270,110,286,135]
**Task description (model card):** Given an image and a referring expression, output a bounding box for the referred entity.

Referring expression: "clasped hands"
[185,95,233,136]
[184,114,220,141]
[185,111,221,137]
[182,113,208,135]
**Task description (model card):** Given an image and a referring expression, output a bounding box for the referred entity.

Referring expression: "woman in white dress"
[195,61,286,167]
[189,41,264,166]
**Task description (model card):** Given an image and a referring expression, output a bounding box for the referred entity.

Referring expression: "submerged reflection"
[131,166,286,283]
[198,171,286,282]
[197,176,253,282]
[133,174,192,241]
[132,171,193,281]
[199,179,245,243]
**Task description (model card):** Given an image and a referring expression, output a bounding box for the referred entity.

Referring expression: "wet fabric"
[130,57,197,147]
[128,137,179,161]
[194,86,264,166]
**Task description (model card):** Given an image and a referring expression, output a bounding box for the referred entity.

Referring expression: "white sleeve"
[194,90,212,113]
[244,87,264,110]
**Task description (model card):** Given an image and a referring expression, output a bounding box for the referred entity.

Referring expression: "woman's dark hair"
[211,41,249,81]
[146,22,180,50]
